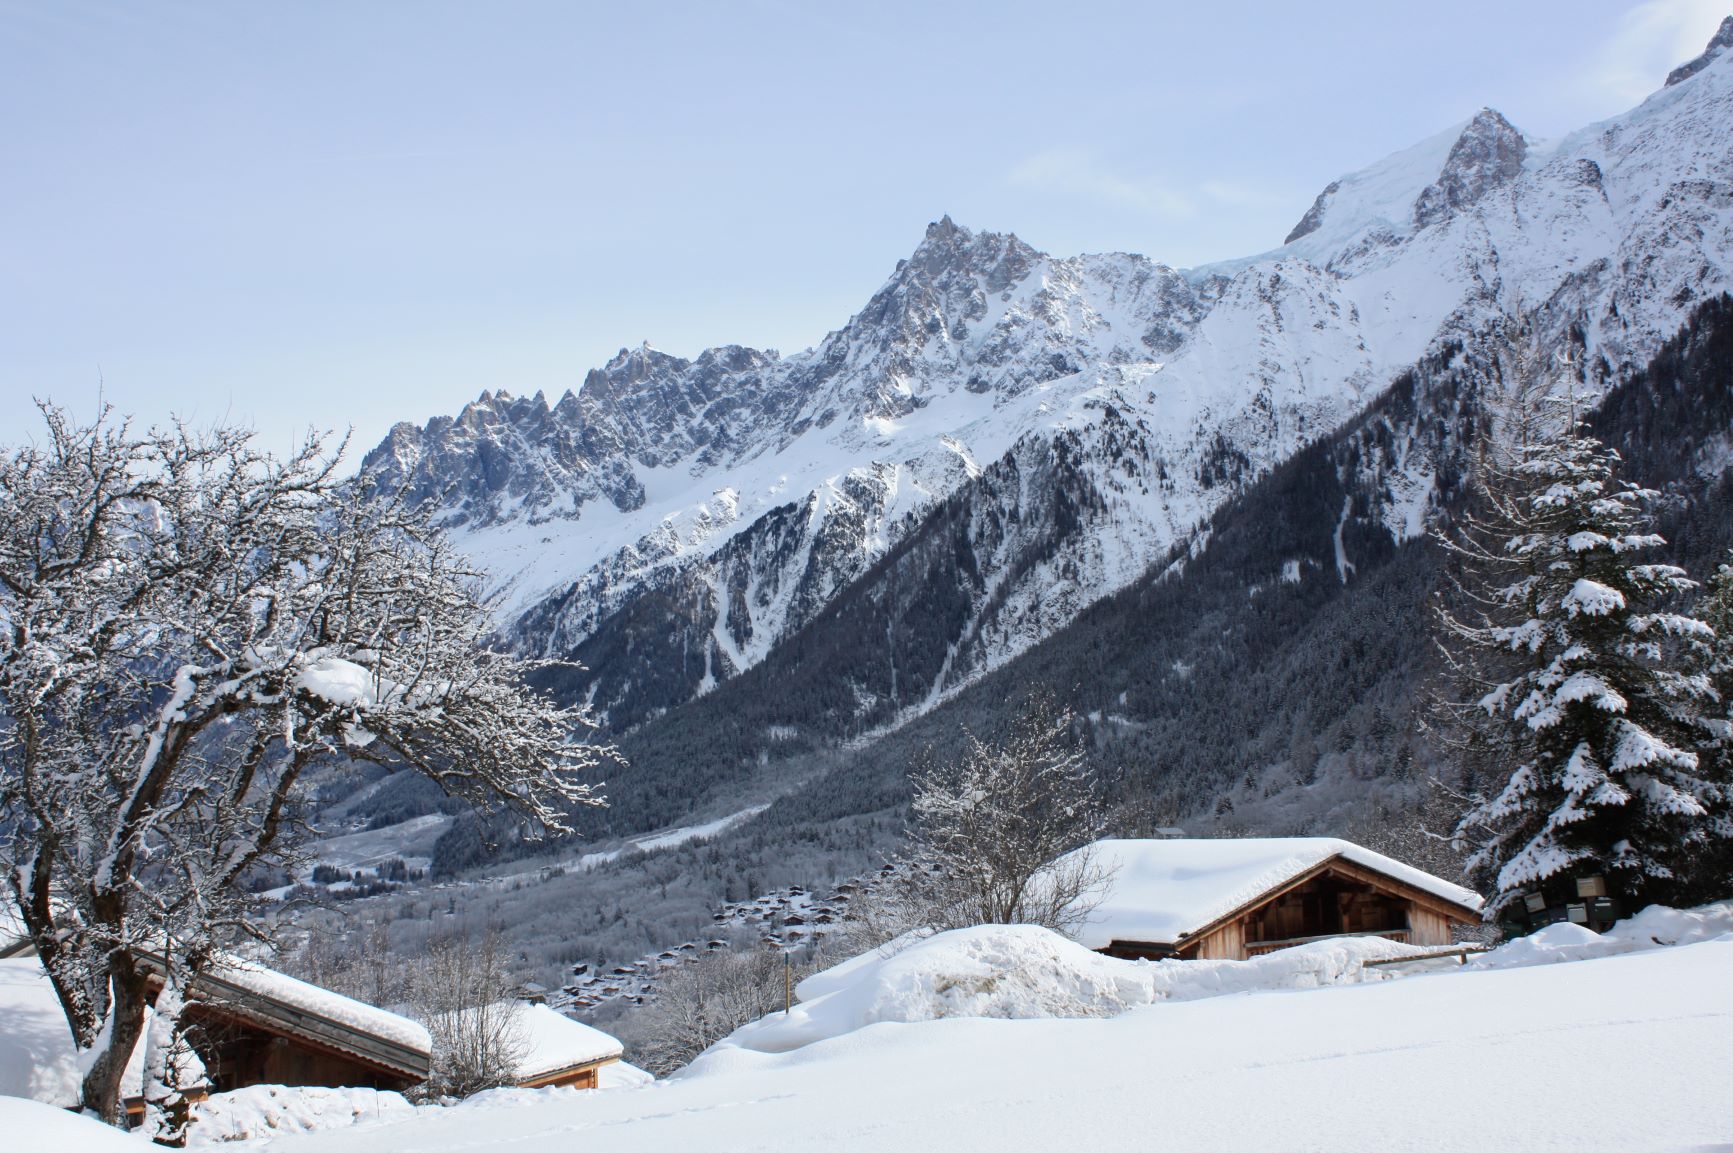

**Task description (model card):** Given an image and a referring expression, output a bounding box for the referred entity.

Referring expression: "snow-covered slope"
[209,924,1733,1153]
[365,30,1733,729]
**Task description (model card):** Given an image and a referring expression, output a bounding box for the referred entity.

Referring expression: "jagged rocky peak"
[1284,180,1340,245]
[1413,108,1527,228]
[1666,15,1733,86]
[456,387,553,428]
[836,216,1048,385]
[577,342,693,405]
[902,215,1040,292]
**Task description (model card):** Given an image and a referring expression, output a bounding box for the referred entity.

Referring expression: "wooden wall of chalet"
[1407,907,1452,946]
[1123,858,1478,962]
[1181,920,1244,960]
[186,1006,417,1095]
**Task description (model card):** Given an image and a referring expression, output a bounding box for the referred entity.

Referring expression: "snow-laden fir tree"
[1700,554,1733,745]
[0,407,615,1126]
[1693,553,1733,893]
[1442,416,1727,917]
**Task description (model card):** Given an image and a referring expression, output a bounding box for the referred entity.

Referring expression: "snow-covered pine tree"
[1701,554,1733,740]
[1694,555,1733,899]
[1443,419,1727,917]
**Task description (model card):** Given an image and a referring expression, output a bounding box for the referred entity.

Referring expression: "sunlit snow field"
[139,916,1733,1152]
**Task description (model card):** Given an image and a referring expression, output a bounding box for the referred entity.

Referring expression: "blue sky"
[2,0,1726,457]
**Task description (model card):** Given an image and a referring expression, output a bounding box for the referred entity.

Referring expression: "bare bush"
[411,930,529,1098]
[632,947,815,1076]
[850,695,1110,946]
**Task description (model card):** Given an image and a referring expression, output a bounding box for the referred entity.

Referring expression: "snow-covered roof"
[425,1001,621,1084]
[1063,838,1484,951]
[513,1003,622,1082]
[0,937,430,1075]
[206,956,432,1055]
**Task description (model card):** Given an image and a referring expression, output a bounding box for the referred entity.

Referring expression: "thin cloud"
[1582,0,1727,108]
[1008,150,1197,218]
[1009,152,1284,221]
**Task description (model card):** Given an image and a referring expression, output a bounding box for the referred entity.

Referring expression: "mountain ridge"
[364,24,1733,737]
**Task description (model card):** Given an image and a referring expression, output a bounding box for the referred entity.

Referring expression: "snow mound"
[454,1063,654,1111]
[599,1060,654,1090]
[0,1095,140,1151]
[1470,901,1733,970]
[188,1084,416,1146]
[718,924,1451,1056]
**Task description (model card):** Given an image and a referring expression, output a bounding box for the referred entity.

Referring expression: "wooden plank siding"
[1407,907,1453,946]
[1181,920,1244,960]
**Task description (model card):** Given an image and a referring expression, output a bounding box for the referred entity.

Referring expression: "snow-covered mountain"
[364,25,1733,730]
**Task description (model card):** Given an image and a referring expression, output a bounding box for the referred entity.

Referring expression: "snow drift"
[718,902,1733,1059]
[716,923,1456,1056]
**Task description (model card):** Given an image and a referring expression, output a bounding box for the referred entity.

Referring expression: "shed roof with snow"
[427,1001,622,1089]
[513,1003,624,1088]
[1,943,433,1110]
[1063,838,1484,960]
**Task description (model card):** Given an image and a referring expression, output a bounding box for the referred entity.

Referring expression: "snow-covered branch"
[0,405,615,1124]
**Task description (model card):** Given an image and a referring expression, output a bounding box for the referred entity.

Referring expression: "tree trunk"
[82,958,151,1128]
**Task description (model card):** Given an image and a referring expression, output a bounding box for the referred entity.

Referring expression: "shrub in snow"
[633,945,823,1077]
[413,930,530,1099]
[1439,395,1729,917]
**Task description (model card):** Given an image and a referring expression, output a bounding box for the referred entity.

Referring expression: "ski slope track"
[363,34,1733,728]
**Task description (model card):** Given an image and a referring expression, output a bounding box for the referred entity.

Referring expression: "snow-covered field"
[19,908,1702,1153]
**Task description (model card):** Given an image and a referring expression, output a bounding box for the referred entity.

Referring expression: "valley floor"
[231,935,1731,1153]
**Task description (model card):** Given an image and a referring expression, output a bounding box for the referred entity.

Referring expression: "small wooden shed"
[1063,838,1484,961]
[508,1003,625,1090]
[149,955,433,1095]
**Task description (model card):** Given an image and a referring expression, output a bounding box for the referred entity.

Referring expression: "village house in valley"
[1065,838,1484,961]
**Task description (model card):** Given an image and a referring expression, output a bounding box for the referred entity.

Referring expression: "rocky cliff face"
[1411,108,1528,228]
[1668,15,1733,86]
[364,23,1733,734]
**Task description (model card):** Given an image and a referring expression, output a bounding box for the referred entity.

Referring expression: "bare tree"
[632,946,813,1076]
[0,406,614,1124]
[412,930,529,1099]
[857,695,1109,943]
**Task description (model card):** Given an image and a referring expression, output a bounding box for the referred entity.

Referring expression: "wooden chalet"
[1063,838,1484,961]
[140,954,433,1096]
